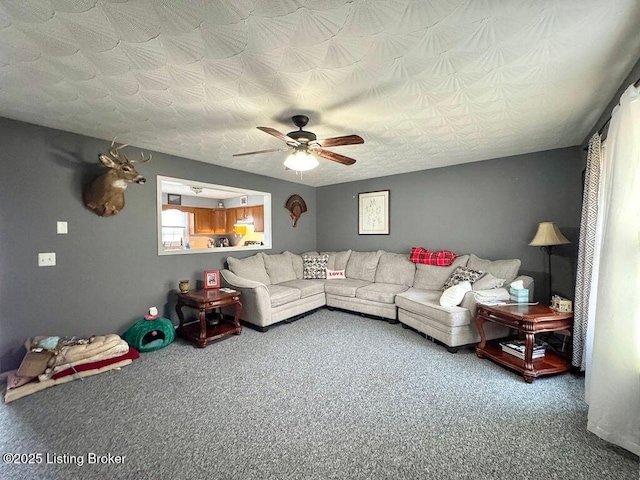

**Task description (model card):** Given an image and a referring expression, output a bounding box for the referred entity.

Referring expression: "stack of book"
[499,340,545,360]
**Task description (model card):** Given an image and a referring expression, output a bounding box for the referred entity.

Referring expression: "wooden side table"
[475,303,573,383]
[176,289,242,348]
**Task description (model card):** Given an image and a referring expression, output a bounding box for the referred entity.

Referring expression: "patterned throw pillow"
[442,266,484,290]
[302,254,329,279]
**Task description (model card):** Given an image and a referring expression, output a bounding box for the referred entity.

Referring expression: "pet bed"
[4,347,139,403]
[122,316,175,352]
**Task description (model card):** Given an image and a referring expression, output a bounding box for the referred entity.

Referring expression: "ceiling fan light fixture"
[234,116,361,167]
[284,150,319,172]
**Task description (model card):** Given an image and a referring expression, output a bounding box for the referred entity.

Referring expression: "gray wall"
[0,118,316,371]
[0,118,591,373]
[317,148,584,303]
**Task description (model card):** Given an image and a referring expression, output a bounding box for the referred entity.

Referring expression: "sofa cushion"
[440,281,472,307]
[396,288,471,327]
[324,278,371,297]
[286,251,319,279]
[277,279,326,299]
[472,273,506,290]
[442,266,484,290]
[412,255,469,290]
[320,250,352,270]
[374,252,416,286]
[345,250,383,282]
[356,283,409,304]
[302,254,329,279]
[262,252,297,284]
[227,254,271,285]
[266,285,301,307]
[467,254,521,284]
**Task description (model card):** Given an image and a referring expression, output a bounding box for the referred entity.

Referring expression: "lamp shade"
[529,222,570,246]
[283,150,319,171]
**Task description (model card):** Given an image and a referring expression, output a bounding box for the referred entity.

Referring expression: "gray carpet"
[1,309,637,479]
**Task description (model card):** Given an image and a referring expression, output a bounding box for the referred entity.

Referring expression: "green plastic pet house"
[123,316,175,352]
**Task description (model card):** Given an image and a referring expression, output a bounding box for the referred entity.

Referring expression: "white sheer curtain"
[585,84,640,456]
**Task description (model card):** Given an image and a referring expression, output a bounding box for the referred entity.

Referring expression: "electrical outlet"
[57,221,68,234]
[38,252,56,267]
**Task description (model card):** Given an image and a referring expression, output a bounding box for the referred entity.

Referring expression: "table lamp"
[529,222,570,301]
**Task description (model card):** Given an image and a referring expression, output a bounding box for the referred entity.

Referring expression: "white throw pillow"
[326,269,346,280]
[440,281,472,307]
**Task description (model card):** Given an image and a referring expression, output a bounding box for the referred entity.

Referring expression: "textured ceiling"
[1,1,639,187]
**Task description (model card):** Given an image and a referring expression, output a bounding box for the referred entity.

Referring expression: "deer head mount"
[285,194,307,227]
[82,139,151,217]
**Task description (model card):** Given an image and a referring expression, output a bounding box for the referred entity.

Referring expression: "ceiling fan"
[233,115,364,171]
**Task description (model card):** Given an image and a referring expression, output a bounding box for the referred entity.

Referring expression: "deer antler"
[107,138,130,163]
[107,137,149,163]
[131,151,151,163]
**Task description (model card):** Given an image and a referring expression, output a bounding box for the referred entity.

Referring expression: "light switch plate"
[57,221,68,234]
[38,252,56,267]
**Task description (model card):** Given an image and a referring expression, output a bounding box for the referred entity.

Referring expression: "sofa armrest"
[460,288,511,319]
[220,269,272,327]
[460,274,536,318]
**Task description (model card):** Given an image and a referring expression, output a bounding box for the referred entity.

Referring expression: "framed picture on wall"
[240,195,248,205]
[168,194,181,205]
[204,270,220,289]
[358,190,390,235]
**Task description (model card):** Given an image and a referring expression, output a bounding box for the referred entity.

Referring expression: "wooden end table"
[475,303,573,383]
[176,289,242,348]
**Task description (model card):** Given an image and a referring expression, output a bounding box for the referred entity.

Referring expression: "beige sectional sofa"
[220,250,534,352]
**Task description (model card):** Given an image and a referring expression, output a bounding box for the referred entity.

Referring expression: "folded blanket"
[55,334,123,365]
[52,347,139,380]
[4,347,139,403]
[4,360,133,403]
[28,334,123,367]
[38,339,130,381]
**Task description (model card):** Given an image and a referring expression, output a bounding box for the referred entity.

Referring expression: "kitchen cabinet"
[234,207,247,220]
[212,209,227,234]
[193,207,229,235]
[193,208,213,234]
[249,205,264,232]
[226,206,264,233]
[194,208,229,234]
[226,208,238,233]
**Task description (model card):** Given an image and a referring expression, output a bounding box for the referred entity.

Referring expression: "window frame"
[156,175,272,256]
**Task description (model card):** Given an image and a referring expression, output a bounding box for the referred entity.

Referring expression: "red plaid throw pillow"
[409,247,458,266]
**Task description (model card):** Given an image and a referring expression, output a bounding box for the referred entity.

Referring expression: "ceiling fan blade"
[315,148,356,166]
[233,147,290,157]
[257,126,299,145]
[318,135,364,147]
